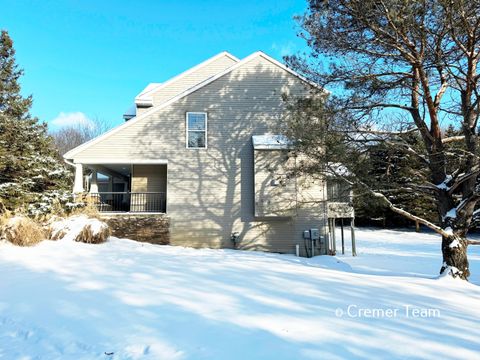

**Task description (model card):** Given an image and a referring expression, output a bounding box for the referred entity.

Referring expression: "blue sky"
[1,0,308,130]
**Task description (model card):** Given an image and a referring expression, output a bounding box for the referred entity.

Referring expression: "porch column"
[351,217,357,257]
[73,163,84,193]
[90,170,98,193]
[108,175,113,192]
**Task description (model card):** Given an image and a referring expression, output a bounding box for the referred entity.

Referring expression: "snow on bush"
[48,215,110,244]
[0,216,45,246]
[27,190,84,217]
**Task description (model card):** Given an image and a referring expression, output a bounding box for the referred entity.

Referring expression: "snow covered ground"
[0,228,479,359]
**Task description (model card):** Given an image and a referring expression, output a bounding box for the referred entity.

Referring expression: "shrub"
[0,199,6,215]
[0,201,10,228]
[43,215,66,240]
[75,220,110,244]
[27,190,83,218]
[1,216,45,246]
[47,215,110,244]
[68,194,100,219]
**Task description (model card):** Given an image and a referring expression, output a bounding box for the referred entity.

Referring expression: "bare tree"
[285,0,480,279]
[51,116,111,156]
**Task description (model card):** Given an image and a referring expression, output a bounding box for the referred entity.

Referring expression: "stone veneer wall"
[102,214,169,245]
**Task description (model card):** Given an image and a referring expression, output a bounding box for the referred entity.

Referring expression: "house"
[64,51,354,256]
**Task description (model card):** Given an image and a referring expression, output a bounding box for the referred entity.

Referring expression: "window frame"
[185,112,208,149]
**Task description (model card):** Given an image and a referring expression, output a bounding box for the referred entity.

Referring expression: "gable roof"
[64,51,320,160]
[134,51,239,107]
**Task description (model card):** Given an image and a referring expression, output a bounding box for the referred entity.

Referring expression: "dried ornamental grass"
[75,220,110,244]
[1,216,45,246]
[47,215,110,244]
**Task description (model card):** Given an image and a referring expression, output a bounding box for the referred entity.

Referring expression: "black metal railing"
[90,192,166,213]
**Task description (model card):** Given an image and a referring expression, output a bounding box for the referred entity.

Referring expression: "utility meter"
[310,228,320,241]
[303,230,311,239]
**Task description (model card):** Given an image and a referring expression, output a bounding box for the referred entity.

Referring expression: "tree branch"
[442,135,465,144]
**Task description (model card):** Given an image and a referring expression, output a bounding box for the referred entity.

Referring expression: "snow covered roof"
[134,83,162,106]
[252,135,292,150]
[327,162,351,177]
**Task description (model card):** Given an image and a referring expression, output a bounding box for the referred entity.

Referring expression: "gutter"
[64,158,75,167]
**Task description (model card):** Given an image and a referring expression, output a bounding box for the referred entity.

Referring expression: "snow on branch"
[374,192,452,238]
[448,168,480,195]
[352,180,453,238]
[442,135,465,144]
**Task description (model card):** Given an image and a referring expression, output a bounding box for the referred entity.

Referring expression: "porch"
[73,162,167,213]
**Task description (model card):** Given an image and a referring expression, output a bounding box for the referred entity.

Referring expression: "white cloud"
[271,41,296,58]
[50,112,95,129]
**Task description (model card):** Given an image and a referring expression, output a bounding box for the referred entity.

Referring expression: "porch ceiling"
[88,164,131,178]
[102,164,131,176]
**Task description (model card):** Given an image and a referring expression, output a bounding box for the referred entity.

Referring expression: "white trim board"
[64,51,320,160]
[76,159,169,165]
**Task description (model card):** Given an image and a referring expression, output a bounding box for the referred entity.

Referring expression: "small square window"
[186,112,207,148]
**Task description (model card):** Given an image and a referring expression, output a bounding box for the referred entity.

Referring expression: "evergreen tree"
[355,132,437,227]
[0,31,31,119]
[0,30,71,214]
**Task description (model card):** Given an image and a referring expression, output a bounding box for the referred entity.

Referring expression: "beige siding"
[295,173,328,255]
[148,55,237,108]
[254,149,297,217]
[74,55,326,254]
[131,165,167,212]
[135,107,150,117]
[131,165,167,193]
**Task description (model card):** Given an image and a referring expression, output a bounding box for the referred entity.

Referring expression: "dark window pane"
[188,131,206,148]
[327,180,350,202]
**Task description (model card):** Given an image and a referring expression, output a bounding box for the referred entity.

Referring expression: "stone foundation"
[101,214,169,245]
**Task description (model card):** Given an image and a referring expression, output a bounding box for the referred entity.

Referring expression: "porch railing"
[89,192,166,213]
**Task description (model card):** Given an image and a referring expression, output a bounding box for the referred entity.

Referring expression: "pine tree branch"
[351,178,451,237]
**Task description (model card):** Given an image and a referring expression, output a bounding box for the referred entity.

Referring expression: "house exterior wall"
[136,106,150,117]
[72,55,327,254]
[254,149,297,217]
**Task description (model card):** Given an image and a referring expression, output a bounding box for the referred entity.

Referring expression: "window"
[186,112,207,148]
[327,180,351,202]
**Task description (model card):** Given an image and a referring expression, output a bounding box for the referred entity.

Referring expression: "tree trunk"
[440,236,470,280]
